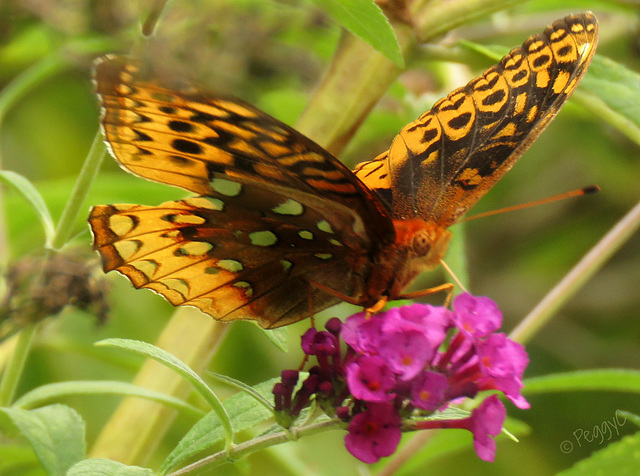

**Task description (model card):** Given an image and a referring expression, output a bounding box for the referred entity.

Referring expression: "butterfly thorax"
[366,218,451,304]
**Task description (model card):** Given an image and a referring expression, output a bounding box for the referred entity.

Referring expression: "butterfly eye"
[411,232,432,257]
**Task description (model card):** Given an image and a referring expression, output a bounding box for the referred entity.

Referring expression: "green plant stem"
[0,323,38,406]
[510,199,640,344]
[0,55,107,398]
[411,0,530,42]
[142,0,170,36]
[166,419,340,476]
[0,132,104,394]
[49,134,106,250]
[0,132,107,389]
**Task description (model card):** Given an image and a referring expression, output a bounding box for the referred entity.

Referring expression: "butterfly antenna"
[439,259,468,294]
[461,185,600,222]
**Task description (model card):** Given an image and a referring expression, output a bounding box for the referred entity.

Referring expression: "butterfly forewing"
[355,13,598,225]
[94,55,393,244]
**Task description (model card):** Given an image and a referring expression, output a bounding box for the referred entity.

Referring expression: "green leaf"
[307,0,404,67]
[456,38,504,62]
[67,458,154,475]
[12,380,204,418]
[262,326,288,352]
[95,338,233,449]
[0,170,55,244]
[618,411,640,429]
[160,379,278,474]
[558,432,640,476]
[524,369,640,394]
[574,54,640,147]
[0,404,85,476]
[208,372,274,412]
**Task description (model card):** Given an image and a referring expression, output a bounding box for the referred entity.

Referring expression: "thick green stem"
[49,134,106,250]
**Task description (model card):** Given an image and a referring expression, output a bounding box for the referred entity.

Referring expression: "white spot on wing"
[109,215,135,236]
[186,197,224,211]
[249,230,278,246]
[280,260,293,273]
[177,241,213,256]
[272,199,304,216]
[217,259,243,273]
[233,281,253,297]
[317,220,334,234]
[210,178,242,197]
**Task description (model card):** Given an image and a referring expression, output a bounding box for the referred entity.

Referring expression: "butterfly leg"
[307,289,317,328]
[396,282,455,307]
[306,279,364,307]
[295,288,318,371]
[365,297,388,315]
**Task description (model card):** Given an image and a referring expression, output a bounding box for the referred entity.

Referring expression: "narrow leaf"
[524,369,640,394]
[13,380,204,418]
[0,170,55,244]
[68,458,154,475]
[618,411,640,429]
[209,372,274,411]
[95,338,233,449]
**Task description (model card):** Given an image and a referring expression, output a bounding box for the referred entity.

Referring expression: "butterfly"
[89,13,598,328]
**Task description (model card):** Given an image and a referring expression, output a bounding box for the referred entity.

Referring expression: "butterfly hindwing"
[90,191,371,328]
[355,13,598,225]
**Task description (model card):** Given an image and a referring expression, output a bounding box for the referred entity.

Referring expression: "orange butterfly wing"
[355,13,598,226]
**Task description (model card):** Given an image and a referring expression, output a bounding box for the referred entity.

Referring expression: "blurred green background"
[1,0,639,475]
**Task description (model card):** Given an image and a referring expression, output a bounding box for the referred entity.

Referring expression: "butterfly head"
[376,218,452,298]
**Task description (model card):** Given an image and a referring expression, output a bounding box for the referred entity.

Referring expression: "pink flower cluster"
[273,294,528,464]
